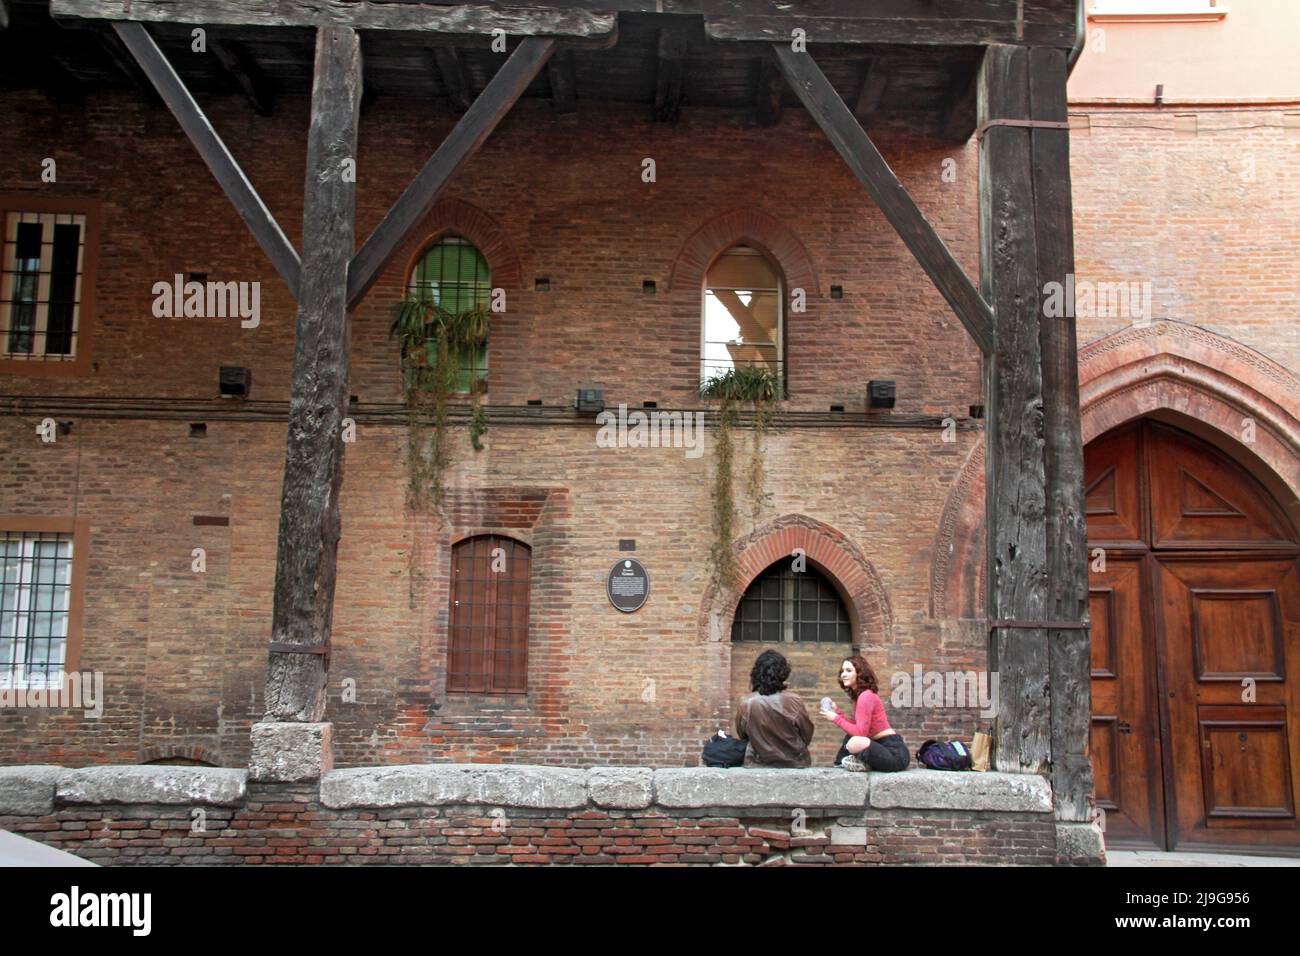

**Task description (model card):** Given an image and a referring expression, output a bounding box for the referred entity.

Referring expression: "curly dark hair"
[750,649,792,696]
[841,654,878,701]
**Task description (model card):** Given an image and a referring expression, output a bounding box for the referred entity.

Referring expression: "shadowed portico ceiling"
[0,0,1080,137]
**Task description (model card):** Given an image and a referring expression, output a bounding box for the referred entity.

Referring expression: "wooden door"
[1085,421,1300,853]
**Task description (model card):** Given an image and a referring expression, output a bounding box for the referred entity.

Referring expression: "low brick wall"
[0,765,1101,865]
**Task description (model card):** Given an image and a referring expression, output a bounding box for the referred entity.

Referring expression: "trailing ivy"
[390,296,490,606]
[700,366,782,591]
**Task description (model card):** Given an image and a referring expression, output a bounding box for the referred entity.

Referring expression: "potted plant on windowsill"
[699,364,783,591]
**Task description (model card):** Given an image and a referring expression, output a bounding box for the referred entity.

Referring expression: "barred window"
[1,211,86,361]
[0,531,74,688]
[409,236,490,393]
[448,535,530,694]
[702,243,783,385]
[731,561,851,643]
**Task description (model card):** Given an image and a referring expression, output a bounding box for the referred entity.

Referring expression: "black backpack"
[702,731,747,768]
[916,739,973,771]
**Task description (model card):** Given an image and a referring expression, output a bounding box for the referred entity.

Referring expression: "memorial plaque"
[607,558,649,613]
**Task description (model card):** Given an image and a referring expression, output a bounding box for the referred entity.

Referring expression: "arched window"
[701,244,782,385]
[448,534,531,693]
[409,235,490,392]
[732,561,851,643]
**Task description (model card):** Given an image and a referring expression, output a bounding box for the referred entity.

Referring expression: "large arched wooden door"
[1086,420,1300,853]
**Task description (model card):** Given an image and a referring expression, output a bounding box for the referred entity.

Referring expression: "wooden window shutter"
[448,535,531,693]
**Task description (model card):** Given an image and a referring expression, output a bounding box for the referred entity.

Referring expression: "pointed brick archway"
[931,320,1300,622]
[668,208,821,298]
[698,513,892,645]
[389,197,523,295]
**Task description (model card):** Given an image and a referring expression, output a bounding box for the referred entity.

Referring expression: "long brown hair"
[841,655,878,701]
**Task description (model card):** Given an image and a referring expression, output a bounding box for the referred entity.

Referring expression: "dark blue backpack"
[702,731,747,768]
[916,739,973,771]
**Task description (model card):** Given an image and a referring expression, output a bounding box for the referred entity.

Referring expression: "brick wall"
[0,87,992,768]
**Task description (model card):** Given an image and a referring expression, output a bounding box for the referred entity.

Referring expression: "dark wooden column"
[978,44,1093,821]
[264,24,362,722]
[1031,46,1094,824]
[979,43,1050,773]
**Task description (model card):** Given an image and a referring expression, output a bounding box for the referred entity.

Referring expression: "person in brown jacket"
[735,649,815,768]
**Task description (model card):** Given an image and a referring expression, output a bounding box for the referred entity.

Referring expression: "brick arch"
[139,744,219,767]
[930,321,1300,620]
[668,208,821,297]
[390,197,522,295]
[698,513,892,644]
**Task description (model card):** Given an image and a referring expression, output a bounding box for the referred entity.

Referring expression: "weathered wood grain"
[347,36,555,308]
[264,24,362,722]
[773,43,993,355]
[112,22,300,296]
[978,43,1051,775]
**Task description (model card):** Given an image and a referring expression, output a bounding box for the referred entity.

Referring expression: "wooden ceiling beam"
[432,46,474,113]
[653,26,688,123]
[50,0,618,41]
[773,43,993,355]
[753,52,783,128]
[111,21,301,296]
[210,36,275,117]
[347,37,557,309]
[547,48,578,115]
[852,57,888,126]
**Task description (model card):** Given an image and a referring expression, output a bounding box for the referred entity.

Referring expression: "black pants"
[835,732,909,772]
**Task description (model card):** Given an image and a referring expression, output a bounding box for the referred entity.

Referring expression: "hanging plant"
[389,294,490,516]
[700,365,783,592]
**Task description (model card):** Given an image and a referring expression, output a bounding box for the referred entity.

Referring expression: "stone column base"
[1055,820,1106,866]
[248,721,333,783]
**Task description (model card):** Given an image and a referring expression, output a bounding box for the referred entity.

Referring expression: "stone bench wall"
[0,765,1103,865]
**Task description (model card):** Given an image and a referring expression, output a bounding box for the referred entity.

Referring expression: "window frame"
[0,197,101,378]
[406,234,491,395]
[0,515,90,689]
[700,243,786,392]
[446,533,532,695]
[731,560,853,644]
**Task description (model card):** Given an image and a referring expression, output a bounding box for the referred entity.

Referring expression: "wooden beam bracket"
[989,619,1090,631]
[111,21,301,297]
[976,118,1069,140]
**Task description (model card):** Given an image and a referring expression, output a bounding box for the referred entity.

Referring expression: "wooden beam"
[1029,45,1093,825]
[753,52,783,128]
[654,26,688,123]
[978,43,1050,776]
[265,24,363,722]
[852,57,888,126]
[347,37,556,309]
[211,37,275,117]
[772,43,993,355]
[938,62,980,142]
[432,46,474,113]
[706,15,1076,48]
[547,48,578,115]
[50,0,618,39]
[96,28,163,105]
[112,22,301,297]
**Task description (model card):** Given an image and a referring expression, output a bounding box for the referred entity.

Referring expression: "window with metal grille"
[731,561,851,643]
[448,535,531,693]
[702,243,783,385]
[0,531,74,688]
[1,212,86,361]
[408,235,490,393]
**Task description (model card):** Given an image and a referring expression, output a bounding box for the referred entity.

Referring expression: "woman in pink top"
[818,654,909,772]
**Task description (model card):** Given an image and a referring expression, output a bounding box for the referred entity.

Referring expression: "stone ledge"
[320,764,589,810]
[0,765,64,815]
[868,770,1053,813]
[56,766,247,806]
[654,768,869,809]
[587,767,654,809]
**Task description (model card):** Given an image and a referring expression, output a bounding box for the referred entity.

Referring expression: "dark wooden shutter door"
[448,535,531,694]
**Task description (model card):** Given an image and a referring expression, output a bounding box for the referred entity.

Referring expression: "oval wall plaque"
[607,558,650,613]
